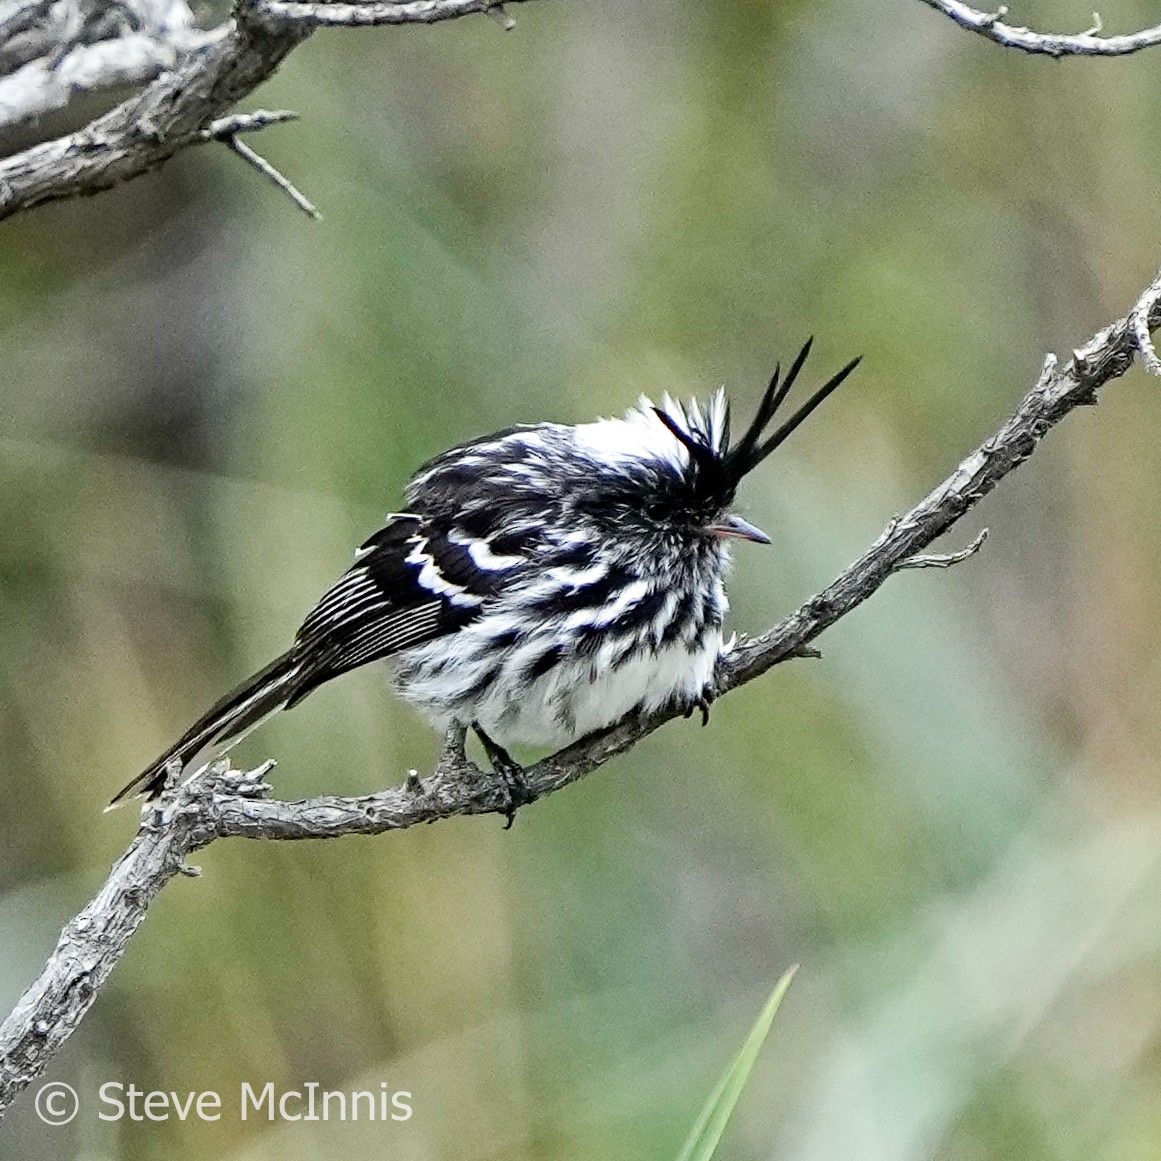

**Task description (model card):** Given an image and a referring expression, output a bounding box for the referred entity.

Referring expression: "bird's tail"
[109,650,305,806]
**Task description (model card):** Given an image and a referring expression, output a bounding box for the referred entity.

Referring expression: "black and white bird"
[112,340,858,816]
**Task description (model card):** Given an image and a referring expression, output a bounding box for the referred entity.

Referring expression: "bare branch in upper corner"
[916,0,1161,56]
[0,0,552,223]
[252,0,529,29]
[0,0,225,134]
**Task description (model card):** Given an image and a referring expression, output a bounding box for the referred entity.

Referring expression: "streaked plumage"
[112,340,859,806]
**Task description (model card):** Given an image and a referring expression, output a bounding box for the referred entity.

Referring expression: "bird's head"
[572,339,861,547]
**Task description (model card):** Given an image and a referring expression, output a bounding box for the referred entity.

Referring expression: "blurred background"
[4,0,1161,1157]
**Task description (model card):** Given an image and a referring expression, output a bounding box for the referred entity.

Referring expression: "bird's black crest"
[652,338,861,510]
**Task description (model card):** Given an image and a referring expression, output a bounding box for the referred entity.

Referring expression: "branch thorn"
[1082,12,1103,37]
[202,112,319,221]
[896,528,989,571]
[221,135,321,220]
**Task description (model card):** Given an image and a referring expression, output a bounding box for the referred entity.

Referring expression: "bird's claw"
[472,723,537,828]
[683,689,715,727]
[498,763,536,829]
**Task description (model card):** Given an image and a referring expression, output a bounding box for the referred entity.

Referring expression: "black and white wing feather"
[285,514,480,704]
[111,510,522,802]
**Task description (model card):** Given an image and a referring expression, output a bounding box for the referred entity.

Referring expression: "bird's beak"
[706,514,771,544]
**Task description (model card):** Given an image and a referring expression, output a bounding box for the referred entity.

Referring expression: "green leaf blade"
[675,965,797,1161]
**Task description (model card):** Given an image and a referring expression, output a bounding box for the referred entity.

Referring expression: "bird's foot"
[682,685,715,727]
[472,722,537,828]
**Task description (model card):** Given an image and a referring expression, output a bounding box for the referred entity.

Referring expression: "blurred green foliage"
[5,1,1161,1158]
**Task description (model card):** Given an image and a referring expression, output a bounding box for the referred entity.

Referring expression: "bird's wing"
[285,511,537,704]
[287,515,464,702]
[112,511,532,801]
